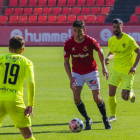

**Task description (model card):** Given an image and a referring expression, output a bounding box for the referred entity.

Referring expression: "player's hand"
[24,106,33,117]
[128,67,136,75]
[70,77,77,90]
[102,68,109,80]
[105,58,109,65]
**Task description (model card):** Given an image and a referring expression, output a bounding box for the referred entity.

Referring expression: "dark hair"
[9,36,25,50]
[73,20,85,29]
[112,18,123,26]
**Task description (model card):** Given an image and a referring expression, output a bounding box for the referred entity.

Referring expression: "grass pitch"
[0,47,140,140]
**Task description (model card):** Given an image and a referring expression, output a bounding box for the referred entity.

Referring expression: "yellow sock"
[129,89,133,99]
[26,137,35,140]
[109,96,117,116]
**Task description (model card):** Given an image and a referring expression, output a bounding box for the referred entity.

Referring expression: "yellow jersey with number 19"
[108,33,139,74]
[0,53,35,106]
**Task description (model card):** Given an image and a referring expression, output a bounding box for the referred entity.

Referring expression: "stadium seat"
[37,15,47,23]
[85,15,96,23]
[47,0,56,6]
[95,15,105,23]
[129,15,139,22]
[57,15,66,23]
[0,16,8,23]
[80,8,90,15]
[9,0,18,7]
[23,8,33,15]
[33,8,42,15]
[8,16,18,23]
[38,0,47,7]
[19,0,28,7]
[47,15,56,23]
[77,15,86,22]
[62,8,71,15]
[135,7,140,15]
[28,0,37,7]
[71,7,81,15]
[28,15,37,23]
[4,8,14,15]
[77,0,86,6]
[52,8,61,15]
[96,0,105,6]
[91,7,100,15]
[105,0,114,6]
[66,15,76,23]
[57,0,66,6]
[18,16,27,23]
[42,8,52,15]
[67,0,76,6]
[85,0,95,6]
[14,8,23,15]
[100,7,110,15]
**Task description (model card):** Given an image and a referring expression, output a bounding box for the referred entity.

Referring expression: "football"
[69,118,84,132]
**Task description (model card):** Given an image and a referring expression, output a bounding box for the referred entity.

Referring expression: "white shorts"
[72,71,100,90]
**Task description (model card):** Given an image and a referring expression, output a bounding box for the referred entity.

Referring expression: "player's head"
[112,18,123,36]
[73,20,85,40]
[9,36,25,54]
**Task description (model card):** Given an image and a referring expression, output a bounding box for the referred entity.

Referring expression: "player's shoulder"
[22,55,33,66]
[85,34,97,43]
[123,33,135,41]
[108,35,116,42]
[64,36,74,44]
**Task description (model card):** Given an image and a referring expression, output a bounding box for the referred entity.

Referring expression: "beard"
[113,31,121,36]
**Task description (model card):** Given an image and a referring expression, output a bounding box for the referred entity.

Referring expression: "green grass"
[0,47,140,140]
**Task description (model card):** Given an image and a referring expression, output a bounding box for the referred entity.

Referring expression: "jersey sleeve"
[108,38,113,52]
[64,41,71,58]
[91,38,101,51]
[130,37,139,51]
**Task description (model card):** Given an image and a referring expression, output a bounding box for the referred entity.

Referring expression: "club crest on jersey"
[83,46,88,51]
[90,80,97,86]
[122,43,126,48]
[72,47,75,51]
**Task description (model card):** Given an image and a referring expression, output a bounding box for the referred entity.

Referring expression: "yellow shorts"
[108,69,134,90]
[0,101,31,128]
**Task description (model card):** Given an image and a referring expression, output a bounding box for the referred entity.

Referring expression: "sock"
[76,101,90,120]
[129,89,133,99]
[97,100,108,121]
[109,96,117,116]
[26,137,35,140]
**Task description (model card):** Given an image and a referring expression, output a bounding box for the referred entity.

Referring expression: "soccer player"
[105,18,140,122]
[0,36,35,140]
[64,20,112,130]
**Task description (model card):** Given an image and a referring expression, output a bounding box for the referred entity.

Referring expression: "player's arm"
[105,51,114,65]
[98,48,109,80]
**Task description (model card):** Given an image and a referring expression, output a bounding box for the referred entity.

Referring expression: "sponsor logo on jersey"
[122,43,126,48]
[83,46,88,51]
[73,53,89,58]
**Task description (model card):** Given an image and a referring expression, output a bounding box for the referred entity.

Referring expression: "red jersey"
[64,34,101,74]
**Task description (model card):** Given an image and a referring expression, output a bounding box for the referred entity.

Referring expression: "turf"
[0,47,140,140]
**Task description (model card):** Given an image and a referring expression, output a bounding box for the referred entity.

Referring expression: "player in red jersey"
[64,20,111,130]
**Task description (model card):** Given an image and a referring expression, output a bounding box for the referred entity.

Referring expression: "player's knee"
[93,96,101,104]
[121,89,130,100]
[74,97,81,103]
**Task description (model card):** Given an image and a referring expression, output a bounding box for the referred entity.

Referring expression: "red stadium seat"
[71,7,81,15]
[33,8,42,15]
[85,0,95,6]
[18,16,27,23]
[0,16,8,23]
[28,15,37,23]
[57,0,66,6]
[9,0,18,7]
[77,15,86,22]
[95,15,105,23]
[52,8,61,15]
[38,0,47,7]
[62,8,71,15]
[67,0,76,6]
[19,0,28,7]
[57,15,66,23]
[42,8,52,15]
[37,15,47,23]
[47,0,56,6]
[28,0,37,7]
[135,7,140,15]
[77,0,86,6]
[8,16,18,23]
[47,15,56,23]
[14,8,23,15]
[23,8,33,15]
[96,0,105,6]
[66,15,76,23]
[100,7,110,15]
[105,0,114,6]
[80,8,90,15]
[129,15,139,22]
[91,7,100,15]
[85,15,96,23]
[4,8,14,15]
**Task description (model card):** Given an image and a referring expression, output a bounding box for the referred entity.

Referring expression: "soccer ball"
[69,118,84,132]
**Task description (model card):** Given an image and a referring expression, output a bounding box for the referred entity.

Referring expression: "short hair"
[112,18,123,26]
[73,20,85,29]
[9,36,25,50]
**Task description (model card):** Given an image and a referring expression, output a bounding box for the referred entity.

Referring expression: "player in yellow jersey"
[105,18,140,122]
[0,36,35,140]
